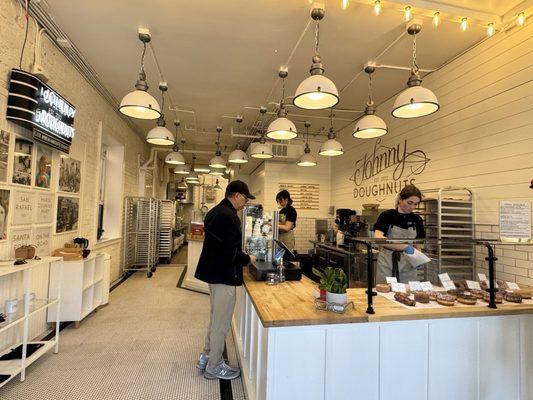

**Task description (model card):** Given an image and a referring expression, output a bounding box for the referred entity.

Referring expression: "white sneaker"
[204,361,241,380]
[196,353,209,371]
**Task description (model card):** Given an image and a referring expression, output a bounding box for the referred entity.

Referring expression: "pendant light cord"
[412,34,419,74]
[367,72,373,105]
[314,19,320,56]
[140,42,147,76]
[19,0,30,69]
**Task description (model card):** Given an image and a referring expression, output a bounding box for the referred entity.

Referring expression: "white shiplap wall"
[331,21,533,282]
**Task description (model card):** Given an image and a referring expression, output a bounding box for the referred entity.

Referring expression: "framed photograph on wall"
[59,156,81,193]
[0,130,10,182]
[56,196,79,233]
[0,189,10,241]
[12,137,33,186]
[35,145,52,189]
[12,189,35,226]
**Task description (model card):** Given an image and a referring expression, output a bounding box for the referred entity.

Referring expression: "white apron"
[376,225,418,284]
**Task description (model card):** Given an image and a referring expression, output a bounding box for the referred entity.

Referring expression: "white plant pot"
[326,291,347,305]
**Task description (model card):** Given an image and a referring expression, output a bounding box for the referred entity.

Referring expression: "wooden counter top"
[242,269,533,327]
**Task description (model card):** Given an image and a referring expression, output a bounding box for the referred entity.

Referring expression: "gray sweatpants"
[203,283,236,367]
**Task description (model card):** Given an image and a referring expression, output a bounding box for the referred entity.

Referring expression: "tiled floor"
[1,252,246,400]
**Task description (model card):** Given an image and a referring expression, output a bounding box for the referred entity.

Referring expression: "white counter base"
[232,286,533,400]
[181,240,209,294]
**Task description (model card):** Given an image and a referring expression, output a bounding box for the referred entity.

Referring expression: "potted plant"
[313,267,348,305]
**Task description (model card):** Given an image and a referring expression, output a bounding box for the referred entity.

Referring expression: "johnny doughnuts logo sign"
[350,138,430,199]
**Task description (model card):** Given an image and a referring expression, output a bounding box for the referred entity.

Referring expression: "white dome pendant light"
[298,121,317,167]
[165,120,185,164]
[267,70,297,140]
[293,6,339,110]
[392,23,440,119]
[353,66,388,139]
[177,178,188,190]
[253,107,274,159]
[186,154,200,184]
[228,117,248,164]
[146,84,175,146]
[209,126,227,168]
[319,110,344,157]
[119,31,161,120]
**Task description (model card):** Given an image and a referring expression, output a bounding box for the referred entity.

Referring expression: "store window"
[97,134,124,242]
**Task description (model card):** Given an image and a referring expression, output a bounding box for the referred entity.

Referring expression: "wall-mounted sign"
[12,190,35,225]
[56,196,79,233]
[11,227,32,254]
[500,201,531,241]
[279,183,320,211]
[36,193,54,224]
[6,69,75,153]
[349,138,430,199]
[32,226,51,256]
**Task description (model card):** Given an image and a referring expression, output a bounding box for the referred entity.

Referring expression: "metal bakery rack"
[415,187,475,283]
[123,197,160,278]
[158,200,174,264]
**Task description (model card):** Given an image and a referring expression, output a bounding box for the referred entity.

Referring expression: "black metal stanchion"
[350,239,377,314]
[484,242,498,309]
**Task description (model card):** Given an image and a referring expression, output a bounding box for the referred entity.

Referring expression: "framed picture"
[0,130,10,182]
[35,145,52,188]
[56,196,79,233]
[59,156,81,193]
[12,137,33,186]
[0,189,10,240]
[12,190,35,225]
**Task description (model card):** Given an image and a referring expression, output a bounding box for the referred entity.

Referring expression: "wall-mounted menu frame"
[279,183,320,211]
[0,189,10,240]
[11,227,32,253]
[56,195,79,233]
[0,130,10,182]
[32,226,51,256]
[12,137,33,186]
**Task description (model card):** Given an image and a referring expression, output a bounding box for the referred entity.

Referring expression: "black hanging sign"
[6,69,76,153]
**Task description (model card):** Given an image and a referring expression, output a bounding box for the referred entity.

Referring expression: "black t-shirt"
[374,209,425,238]
[280,205,297,229]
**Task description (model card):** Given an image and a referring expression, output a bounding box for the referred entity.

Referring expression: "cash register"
[249,240,302,281]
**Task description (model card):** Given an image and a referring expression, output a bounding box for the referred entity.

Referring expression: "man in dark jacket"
[195,180,256,380]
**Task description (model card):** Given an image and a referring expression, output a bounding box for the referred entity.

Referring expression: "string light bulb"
[341,0,349,10]
[433,12,440,27]
[373,0,381,15]
[517,12,525,26]
[461,17,468,31]
[487,23,495,37]
[404,6,412,21]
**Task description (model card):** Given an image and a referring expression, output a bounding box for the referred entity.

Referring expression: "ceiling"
[41,0,526,171]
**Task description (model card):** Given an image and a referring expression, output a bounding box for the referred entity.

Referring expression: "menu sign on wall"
[11,227,32,252]
[349,138,430,200]
[279,183,320,211]
[499,201,531,241]
[6,69,75,153]
[32,226,51,256]
[12,190,35,225]
[36,193,54,224]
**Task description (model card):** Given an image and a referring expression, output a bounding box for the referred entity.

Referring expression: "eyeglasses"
[239,193,249,203]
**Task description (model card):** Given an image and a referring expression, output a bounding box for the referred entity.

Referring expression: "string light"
[373,0,381,15]
[517,12,526,26]
[487,23,495,37]
[433,12,440,27]
[404,6,412,21]
[341,0,349,10]
[461,17,468,31]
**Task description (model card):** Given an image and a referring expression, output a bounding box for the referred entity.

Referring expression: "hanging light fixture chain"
[314,19,320,56]
[412,34,419,73]
[140,42,147,76]
[368,72,373,105]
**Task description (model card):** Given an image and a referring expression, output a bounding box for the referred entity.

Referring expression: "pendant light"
[165,120,185,164]
[174,164,190,175]
[186,155,200,183]
[298,121,317,167]
[209,126,227,168]
[293,6,339,110]
[146,84,175,145]
[209,167,224,176]
[119,32,161,120]
[228,118,248,164]
[267,70,297,140]
[353,66,387,139]
[319,111,344,156]
[253,107,274,158]
[177,178,188,190]
[213,179,222,191]
[392,24,439,119]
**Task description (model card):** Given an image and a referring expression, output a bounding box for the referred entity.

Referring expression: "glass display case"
[241,204,278,263]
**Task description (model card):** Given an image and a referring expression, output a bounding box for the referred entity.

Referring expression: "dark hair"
[396,185,422,206]
[225,191,237,199]
[276,190,293,206]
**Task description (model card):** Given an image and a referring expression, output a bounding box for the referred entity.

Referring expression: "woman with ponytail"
[276,190,297,252]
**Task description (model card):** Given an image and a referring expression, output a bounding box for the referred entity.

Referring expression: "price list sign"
[279,183,320,211]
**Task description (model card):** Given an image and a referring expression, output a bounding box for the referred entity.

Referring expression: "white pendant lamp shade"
[250,142,273,159]
[392,84,439,118]
[177,179,188,189]
[174,164,190,174]
[146,125,174,145]
[209,154,226,169]
[228,143,248,164]
[186,171,199,182]
[294,73,339,110]
[267,116,297,140]
[194,166,211,173]
[353,113,387,139]
[165,151,185,165]
[119,89,161,120]
[297,150,317,167]
[209,167,224,176]
[319,138,344,156]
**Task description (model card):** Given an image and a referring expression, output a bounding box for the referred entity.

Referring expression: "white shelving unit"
[0,258,63,388]
[47,253,108,327]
